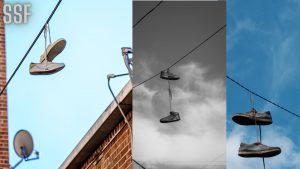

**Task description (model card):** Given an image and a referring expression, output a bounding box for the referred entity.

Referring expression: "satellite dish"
[13,130,34,159]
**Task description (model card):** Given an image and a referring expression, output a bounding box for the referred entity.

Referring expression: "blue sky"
[227,0,300,168]
[5,0,131,168]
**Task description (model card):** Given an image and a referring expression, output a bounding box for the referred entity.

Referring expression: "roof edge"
[59,81,132,169]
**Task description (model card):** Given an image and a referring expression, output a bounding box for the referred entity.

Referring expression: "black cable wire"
[107,74,131,129]
[168,24,226,69]
[133,24,226,89]
[0,0,63,96]
[133,159,146,169]
[226,75,300,118]
[133,1,163,28]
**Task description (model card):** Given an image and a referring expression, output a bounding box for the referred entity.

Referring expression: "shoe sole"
[160,115,180,123]
[239,148,281,158]
[40,38,66,63]
[232,114,272,125]
[160,76,180,80]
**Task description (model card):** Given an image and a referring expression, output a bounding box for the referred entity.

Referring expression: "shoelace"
[250,93,265,169]
[168,80,172,112]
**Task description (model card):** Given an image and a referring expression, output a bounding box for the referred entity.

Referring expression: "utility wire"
[226,75,300,118]
[107,75,132,138]
[204,152,225,168]
[133,159,146,169]
[0,0,63,96]
[133,1,163,28]
[133,24,226,89]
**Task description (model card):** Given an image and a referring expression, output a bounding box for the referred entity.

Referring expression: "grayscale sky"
[133,1,226,169]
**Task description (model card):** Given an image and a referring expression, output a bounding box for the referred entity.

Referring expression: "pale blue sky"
[5,0,131,168]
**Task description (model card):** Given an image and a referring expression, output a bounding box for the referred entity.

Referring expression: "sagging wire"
[133,24,226,89]
[0,0,63,96]
[107,73,148,169]
[107,73,132,139]
[226,75,300,119]
[107,73,134,164]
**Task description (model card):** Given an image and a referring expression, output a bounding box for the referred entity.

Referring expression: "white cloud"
[227,19,257,51]
[133,62,226,168]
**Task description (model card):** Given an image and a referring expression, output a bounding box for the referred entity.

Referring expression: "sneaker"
[232,108,272,125]
[160,111,180,123]
[160,69,180,80]
[239,142,281,158]
[40,38,66,63]
[29,62,65,75]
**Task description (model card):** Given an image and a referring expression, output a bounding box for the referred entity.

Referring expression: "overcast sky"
[133,1,226,169]
[227,0,300,169]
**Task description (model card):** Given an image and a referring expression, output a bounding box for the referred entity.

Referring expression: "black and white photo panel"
[133,1,226,169]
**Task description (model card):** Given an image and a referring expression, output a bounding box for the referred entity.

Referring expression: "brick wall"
[81,112,132,169]
[0,0,9,168]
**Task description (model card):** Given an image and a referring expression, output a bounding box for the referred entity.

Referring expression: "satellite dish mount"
[10,130,39,169]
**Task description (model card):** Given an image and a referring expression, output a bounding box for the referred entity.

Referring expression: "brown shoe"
[239,142,281,158]
[232,108,272,125]
[29,62,65,75]
[40,38,66,63]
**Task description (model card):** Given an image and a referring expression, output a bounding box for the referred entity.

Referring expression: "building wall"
[81,112,132,169]
[0,0,9,168]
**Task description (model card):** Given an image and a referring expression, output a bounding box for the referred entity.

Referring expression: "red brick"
[81,112,132,169]
[0,1,8,167]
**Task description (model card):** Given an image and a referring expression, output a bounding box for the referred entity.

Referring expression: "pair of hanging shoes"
[232,109,281,158]
[30,38,66,75]
[159,69,180,123]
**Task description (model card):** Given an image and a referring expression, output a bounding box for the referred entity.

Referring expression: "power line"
[226,75,300,118]
[133,24,226,89]
[133,159,146,169]
[133,1,163,28]
[0,0,63,96]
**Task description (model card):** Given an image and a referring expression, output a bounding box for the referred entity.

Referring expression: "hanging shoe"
[40,38,66,63]
[160,69,180,80]
[232,108,272,125]
[29,62,65,75]
[238,142,281,158]
[160,111,180,123]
